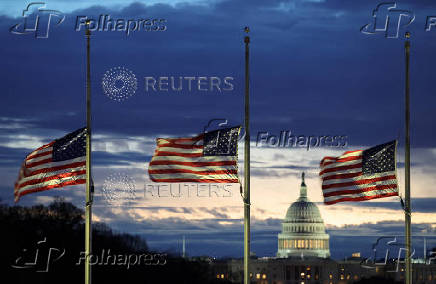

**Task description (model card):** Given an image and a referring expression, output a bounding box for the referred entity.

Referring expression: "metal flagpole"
[243,26,251,284]
[404,31,412,284]
[85,20,93,284]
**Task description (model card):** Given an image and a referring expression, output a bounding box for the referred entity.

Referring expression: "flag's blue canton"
[362,140,396,174]
[53,128,86,162]
[203,127,240,156]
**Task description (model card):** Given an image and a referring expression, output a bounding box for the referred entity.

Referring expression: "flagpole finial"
[405,31,411,39]
[244,26,250,43]
[85,19,91,36]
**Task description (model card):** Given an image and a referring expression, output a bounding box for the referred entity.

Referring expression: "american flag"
[14,128,87,202]
[148,126,240,183]
[319,140,398,205]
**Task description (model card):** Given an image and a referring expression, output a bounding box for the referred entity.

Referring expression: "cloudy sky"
[1,0,436,259]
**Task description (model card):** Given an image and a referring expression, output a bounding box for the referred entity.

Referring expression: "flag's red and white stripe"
[148,134,238,183]
[14,142,86,202]
[319,150,398,205]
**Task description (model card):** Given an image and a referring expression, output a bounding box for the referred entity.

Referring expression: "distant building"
[351,253,361,258]
[212,251,436,283]
[211,173,436,283]
[277,173,330,259]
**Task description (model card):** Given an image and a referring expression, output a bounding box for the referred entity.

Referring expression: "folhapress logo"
[10,3,167,38]
[361,2,414,38]
[75,15,167,35]
[11,238,65,272]
[10,2,65,38]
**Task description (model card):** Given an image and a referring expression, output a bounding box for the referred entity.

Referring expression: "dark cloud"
[0,146,28,167]
[327,198,436,214]
[260,164,316,171]
[99,211,436,259]
[197,207,231,219]
[1,0,435,147]
[92,151,151,166]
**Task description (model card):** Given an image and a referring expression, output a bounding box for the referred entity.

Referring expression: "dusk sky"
[1,0,436,259]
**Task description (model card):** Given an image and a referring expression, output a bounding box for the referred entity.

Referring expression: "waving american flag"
[320,140,398,205]
[148,126,240,183]
[14,128,87,202]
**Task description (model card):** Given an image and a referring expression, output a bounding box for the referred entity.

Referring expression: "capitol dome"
[285,200,323,223]
[277,173,330,259]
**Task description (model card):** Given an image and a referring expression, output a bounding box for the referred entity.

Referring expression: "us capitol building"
[277,173,330,259]
[211,173,436,283]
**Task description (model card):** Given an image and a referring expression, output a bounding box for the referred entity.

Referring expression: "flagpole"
[404,31,412,284]
[85,20,93,284]
[243,27,250,284]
